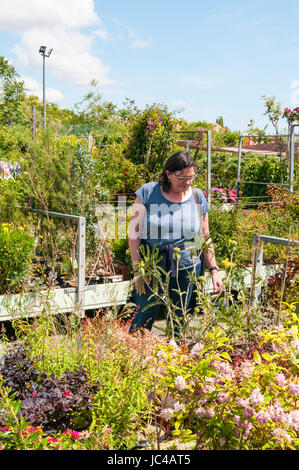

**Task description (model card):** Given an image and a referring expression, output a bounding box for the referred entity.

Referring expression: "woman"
[128,150,222,334]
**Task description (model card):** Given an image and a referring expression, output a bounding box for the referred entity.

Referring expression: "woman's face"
[166,166,197,192]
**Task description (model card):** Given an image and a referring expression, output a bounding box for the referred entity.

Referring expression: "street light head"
[39,45,46,54]
[47,48,53,57]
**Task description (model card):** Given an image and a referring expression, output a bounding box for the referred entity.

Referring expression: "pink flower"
[289,383,299,396]
[272,428,291,443]
[256,410,271,424]
[48,437,58,443]
[287,410,299,431]
[217,391,229,403]
[267,401,287,423]
[274,373,287,387]
[71,431,80,440]
[249,388,264,404]
[194,407,215,418]
[243,406,255,419]
[63,390,72,397]
[190,342,204,358]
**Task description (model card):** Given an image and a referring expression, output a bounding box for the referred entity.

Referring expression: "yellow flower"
[198,275,205,281]
[228,239,237,246]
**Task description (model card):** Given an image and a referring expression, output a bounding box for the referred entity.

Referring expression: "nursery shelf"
[0,281,131,322]
[0,265,281,323]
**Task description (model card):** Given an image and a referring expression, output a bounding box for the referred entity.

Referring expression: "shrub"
[0,223,35,294]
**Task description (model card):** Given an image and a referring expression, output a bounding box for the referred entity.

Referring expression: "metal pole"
[42,53,46,131]
[289,124,295,192]
[206,130,211,205]
[236,136,243,204]
[32,105,36,140]
[77,217,86,315]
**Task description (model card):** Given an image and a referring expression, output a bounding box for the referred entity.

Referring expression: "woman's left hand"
[211,270,223,294]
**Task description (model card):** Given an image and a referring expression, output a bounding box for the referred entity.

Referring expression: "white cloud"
[0,0,114,87]
[22,75,64,103]
[0,0,100,31]
[130,37,154,49]
[113,17,154,49]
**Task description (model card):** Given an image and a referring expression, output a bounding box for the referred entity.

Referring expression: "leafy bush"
[241,156,288,198]
[0,343,100,433]
[124,103,177,175]
[144,304,299,450]
[0,223,35,294]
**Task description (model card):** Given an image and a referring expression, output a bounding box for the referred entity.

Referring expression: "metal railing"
[24,207,86,315]
[250,233,299,305]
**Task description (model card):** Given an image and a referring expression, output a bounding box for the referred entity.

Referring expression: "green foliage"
[124,103,177,175]
[0,222,35,294]
[241,155,288,198]
[0,56,26,127]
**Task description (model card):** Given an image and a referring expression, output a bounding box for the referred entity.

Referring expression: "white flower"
[160,408,174,421]
[175,375,187,392]
[272,428,291,443]
[174,401,186,413]
[249,388,264,404]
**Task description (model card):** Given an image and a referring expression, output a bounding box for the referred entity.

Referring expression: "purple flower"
[243,406,255,419]
[274,373,287,387]
[256,410,271,424]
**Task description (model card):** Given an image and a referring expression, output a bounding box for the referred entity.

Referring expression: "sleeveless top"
[135,181,209,271]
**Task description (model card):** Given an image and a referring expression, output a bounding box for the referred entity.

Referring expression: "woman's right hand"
[134,274,148,295]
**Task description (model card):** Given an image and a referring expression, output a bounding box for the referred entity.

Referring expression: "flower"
[160,408,174,421]
[217,391,229,403]
[287,410,299,431]
[243,406,255,419]
[249,388,264,404]
[272,428,291,443]
[267,401,287,423]
[174,401,186,413]
[274,373,287,387]
[194,407,215,418]
[243,210,249,217]
[175,375,187,392]
[289,383,299,396]
[256,410,271,424]
[239,360,254,378]
[190,342,204,359]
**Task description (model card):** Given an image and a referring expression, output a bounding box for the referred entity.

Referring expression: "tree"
[0,56,26,126]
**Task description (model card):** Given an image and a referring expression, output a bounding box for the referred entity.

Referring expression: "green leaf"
[253,350,262,364]
[220,351,232,362]
[261,352,272,362]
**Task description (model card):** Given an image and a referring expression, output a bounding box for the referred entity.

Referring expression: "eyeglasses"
[174,173,197,182]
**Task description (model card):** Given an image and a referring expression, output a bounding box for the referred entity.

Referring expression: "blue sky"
[0,0,298,132]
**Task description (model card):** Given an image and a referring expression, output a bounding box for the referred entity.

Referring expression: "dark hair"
[159,150,197,192]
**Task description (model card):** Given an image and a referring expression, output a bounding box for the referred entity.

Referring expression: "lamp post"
[39,46,53,130]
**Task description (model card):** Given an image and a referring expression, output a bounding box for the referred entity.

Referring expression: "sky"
[0,0,299,132]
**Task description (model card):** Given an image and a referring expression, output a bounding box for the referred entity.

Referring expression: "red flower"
[123,171,128,175]
[243,210,249,217]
